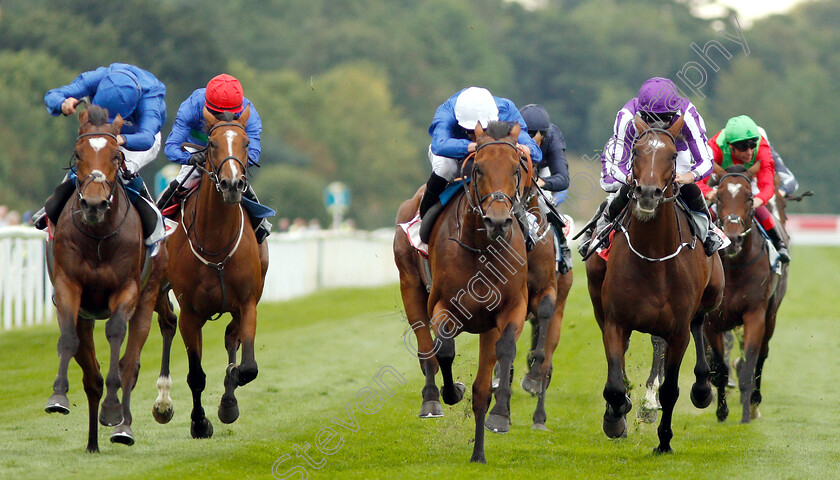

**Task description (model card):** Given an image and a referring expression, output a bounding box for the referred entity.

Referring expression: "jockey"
[519,103,573,272]
[158,74,271,244]
[698,115,791,263]
[34,63,166,248]
[579,77,723,257]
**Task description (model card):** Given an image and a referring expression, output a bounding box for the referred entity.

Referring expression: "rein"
[195,121,249,194]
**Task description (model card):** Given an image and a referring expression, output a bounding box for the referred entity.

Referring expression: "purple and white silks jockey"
[600,97,714,192]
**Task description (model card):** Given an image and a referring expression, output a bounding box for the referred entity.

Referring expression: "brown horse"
[585,116,724,453]
[704,166,788,423]
[516,200,573,430]
[395,121,531,463]
[45,105,167,451]
[152,106,269,438]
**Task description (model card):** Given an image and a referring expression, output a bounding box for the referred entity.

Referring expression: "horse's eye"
[209,141,218,149]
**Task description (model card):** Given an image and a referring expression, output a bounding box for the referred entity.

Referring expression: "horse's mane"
[725,165,748,174]
[87,105,110,126]
[484,121,515,140]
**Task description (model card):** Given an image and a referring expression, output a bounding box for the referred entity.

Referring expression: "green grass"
[0,246,838,479]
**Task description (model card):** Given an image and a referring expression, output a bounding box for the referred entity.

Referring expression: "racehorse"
[152,106,269,438]
[704,166,788,423]
[395,121,531,463]
[584,116,724,453]
[45,105,167,451]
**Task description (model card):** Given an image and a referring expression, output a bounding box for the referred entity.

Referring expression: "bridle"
[73,132,122,210]
[463,140,529,218]
[195,121,249,193]
[629,127,679,204]
[715,172,754,239]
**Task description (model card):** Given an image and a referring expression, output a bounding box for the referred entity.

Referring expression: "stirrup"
[32,207,48,230]
[775,246,790,264]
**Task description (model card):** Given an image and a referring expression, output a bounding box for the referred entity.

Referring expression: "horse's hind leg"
[689,312,713,409]
[46,279,81,415]
[399,276,440,417]
[153,287,177,424]
[639,336,665,423]
[654,333,689,454]
[99,298,134,428]
[432,306,465,406]
[601,323,631,439]
[219,319,242,424]
[74,319,102,453]
[180,312,213,438]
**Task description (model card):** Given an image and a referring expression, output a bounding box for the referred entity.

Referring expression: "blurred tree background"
[0,0,836,227]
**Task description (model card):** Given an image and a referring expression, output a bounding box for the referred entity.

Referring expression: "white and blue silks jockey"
[36,63,167,248]
[159,74,273,243]
[420,87,542,216]
[580,77,725,257]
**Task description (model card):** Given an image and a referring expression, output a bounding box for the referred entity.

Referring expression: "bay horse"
[395,121,531,463]
[704,166,788,423]
[45,105,167,451]
[584,116,724,453]
[152,106,269,438]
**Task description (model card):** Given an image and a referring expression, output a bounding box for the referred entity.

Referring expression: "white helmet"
[454,87,499,130]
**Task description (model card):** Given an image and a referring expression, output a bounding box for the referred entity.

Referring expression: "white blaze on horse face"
[223,130,242,178]
[726,183,743,198]
[646,138,666,181]
[88,137,107,152]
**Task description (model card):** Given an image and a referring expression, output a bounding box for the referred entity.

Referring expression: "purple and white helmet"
[637,77,681,114]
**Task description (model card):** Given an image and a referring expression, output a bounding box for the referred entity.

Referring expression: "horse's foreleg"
[470,332,497,464]
[153,287,177,424]
[46,277,81,415]
[431,305,465,406]
[640,335,666,423]
[219,317,243,424]
[73,319,102,453]
[654,333,689,454]
[486,322,518,434]
[752,311,778,419]
[180,312,212,438]
[739,309,766,423]
[601,322,631,438]
[689,312,713,409]
[99,290,136,428]
[705,325,729,422]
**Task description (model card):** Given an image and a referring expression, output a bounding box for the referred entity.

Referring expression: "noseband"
[630,128,679,203]
[73,132,122,209]
[715,172,754,238]
[465,140,527,218]
[199,122,249,193]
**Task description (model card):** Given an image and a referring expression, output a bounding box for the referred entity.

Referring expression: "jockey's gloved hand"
[189,151,206,166]
[120,169,139,182]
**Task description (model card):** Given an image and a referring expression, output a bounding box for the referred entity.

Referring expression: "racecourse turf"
[0,246,837,479]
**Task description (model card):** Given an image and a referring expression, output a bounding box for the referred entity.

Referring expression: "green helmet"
[724,115,760,144]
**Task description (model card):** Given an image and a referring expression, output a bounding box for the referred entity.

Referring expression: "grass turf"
[0,246,837,479]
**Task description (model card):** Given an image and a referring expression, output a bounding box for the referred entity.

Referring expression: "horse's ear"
[633,115,650,134]
[237,104,250,125]
[510,122,521,139]
[746,159,761,179]
[668,114,685,138]
[203,106,217,127]
[111,114,124,133]
[474,123,485,138]
[712,162,726,177]
[79,108,89,126]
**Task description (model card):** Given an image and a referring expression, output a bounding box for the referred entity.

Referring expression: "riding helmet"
[205,74,244,114]
[93,70,142,122]
[454,87,498,130]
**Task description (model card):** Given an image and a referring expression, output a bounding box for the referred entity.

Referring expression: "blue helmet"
[93,70,141,122]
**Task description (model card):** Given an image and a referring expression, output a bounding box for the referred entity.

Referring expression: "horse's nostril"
[654,188,663,198]
[220,179,230,190]
[634,186,643,198]
[80,199,89,210]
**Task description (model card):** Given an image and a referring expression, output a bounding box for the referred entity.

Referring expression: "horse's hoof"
[690,382,713,409]
[532,423,549,431]
[152,404,174,424]
[603,413,627,439]
[99,401,124,427]
[716,402,729,422]
[520,375,541,396]
[442,382,465,405]
[110,424,135,446]
[190,417,214,439]
[218,397,240,424]
[418,400,443,418]
[750,404,761,420]
[45,394,70,415]
[637,405,659,424]
[653,444,673,454]
[469,451,487,464]
[485,413,510,434]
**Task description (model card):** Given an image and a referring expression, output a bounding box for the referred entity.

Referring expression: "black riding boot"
[243,185,271,244]
[33,174,77,229]
[585,184,632,253]
[544,209,572,273]
[419,172,449,218]
[156,179,180,210]
[766,223,791,264]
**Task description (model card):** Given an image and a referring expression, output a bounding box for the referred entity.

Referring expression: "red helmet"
[205,74,244,114]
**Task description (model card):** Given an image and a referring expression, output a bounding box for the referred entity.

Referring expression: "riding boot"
[576,200,607,257]
[33,173,76,229]
[681,183,723,256]
[243,184,272,244]
[156,179,180,210]
[419,172,449,218]
[766,223,791,264]
[124,175,165,248]
[545,209,573,273]
[514,207,535,252]
[586,185,632,254]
